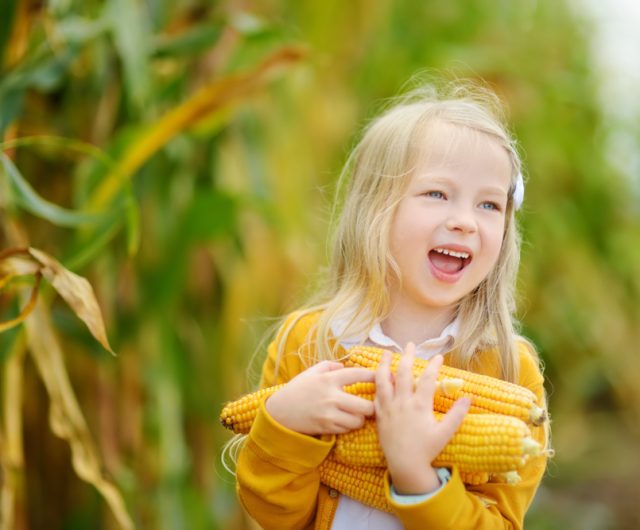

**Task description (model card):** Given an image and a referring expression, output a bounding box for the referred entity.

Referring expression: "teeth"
[433,247,470,259]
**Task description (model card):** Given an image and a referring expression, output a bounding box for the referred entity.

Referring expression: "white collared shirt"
[331,310,458,361]
[329,312,458,530]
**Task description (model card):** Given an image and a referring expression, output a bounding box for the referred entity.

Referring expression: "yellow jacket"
[236,310,548,529]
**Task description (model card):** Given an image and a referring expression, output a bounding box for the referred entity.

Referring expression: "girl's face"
[387,122,512,321]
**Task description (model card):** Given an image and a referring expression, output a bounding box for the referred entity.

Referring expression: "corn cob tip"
[529,405,547,425]
[498,471,521,484]
[522,437,541,457]
[437,378,464,396]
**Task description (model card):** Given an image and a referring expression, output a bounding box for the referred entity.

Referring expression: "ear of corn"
[318,455,521,513]
[334,417,540,473]
[222,345,549,431]
[220,384,285,434]
[220,379,463,434]
[346,346,547,426]
[319,455,391,513]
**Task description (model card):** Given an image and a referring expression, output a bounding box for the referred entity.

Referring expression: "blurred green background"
[1,1,639,529]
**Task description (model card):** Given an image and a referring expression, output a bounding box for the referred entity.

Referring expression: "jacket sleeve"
[235,311,333,530]
[387,342,549,530]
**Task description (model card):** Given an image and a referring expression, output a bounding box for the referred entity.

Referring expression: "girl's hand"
[265,361,376,436]
[375,343,471,495]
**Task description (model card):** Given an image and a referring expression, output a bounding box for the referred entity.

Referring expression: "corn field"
[1,1,639,529]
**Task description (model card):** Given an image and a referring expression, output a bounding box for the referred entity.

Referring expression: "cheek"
[388,208,414,251]
[483,221,507,265]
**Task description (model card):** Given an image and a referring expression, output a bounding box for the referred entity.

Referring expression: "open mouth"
[428,247,472,274]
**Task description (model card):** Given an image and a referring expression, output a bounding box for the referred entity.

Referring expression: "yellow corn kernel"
[219,385,284,434]
[334,416,541,473]
[343,379,463,400]
[460,471,491,485]
[319,455,391,513]
[345,346,547,426]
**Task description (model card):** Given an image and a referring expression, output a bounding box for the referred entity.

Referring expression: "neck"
[380,300,456,348]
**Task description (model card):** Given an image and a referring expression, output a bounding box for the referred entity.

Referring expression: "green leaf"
[64,215,124,271]
[106,0,151,112]
[0,135,114,166]
[52,15,110,45]
[181,190,238,243]
[123,184,141,256]
[151,21,223,58]
[0,153,108,227]
[0,86,24,135]
[0,0,18,72]
[28,53,75,90]
[47,0,74,17]
[0,43,78,130]
[223,23,292,74]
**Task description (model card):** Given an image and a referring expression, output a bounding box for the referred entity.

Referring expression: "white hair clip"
[513,172,525,210]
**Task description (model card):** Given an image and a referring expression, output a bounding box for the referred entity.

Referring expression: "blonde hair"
[279,80,533,383]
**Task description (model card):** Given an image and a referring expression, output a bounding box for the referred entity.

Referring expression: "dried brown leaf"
[0,252,42,333]
[0,334,26,530]
[24,302,134,530]
[0,254,39,278]
[27,247,115,354]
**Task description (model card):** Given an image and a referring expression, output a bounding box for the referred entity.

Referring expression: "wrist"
[264,393,289,429]
[390,465,441,495]
[265,393,317,436]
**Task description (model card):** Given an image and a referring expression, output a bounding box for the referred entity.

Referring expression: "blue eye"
[479,201,500,211]
[425,191,445,199]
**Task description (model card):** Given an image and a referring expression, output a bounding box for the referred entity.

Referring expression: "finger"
[375,350,394,406]
[337,393,376,417]
[332,411,369,433]
[331,367,377,386]
[395,342,416,399]
[437,397,471,441]
[305,360,345,374]
[416,354,443,404]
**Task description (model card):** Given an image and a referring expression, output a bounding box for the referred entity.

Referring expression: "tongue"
[429,251,463,273]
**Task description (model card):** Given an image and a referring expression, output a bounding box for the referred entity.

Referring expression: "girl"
[231,80,549,529]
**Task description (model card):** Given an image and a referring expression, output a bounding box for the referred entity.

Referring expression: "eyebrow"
[414,175,509,196]
[479,186,509,196]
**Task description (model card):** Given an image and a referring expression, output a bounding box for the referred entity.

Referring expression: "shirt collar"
[330,307,458,360]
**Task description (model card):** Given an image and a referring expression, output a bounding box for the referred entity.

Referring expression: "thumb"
[438,397,471,441]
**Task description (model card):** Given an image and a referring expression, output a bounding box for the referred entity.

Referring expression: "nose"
[444,205,477,234]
